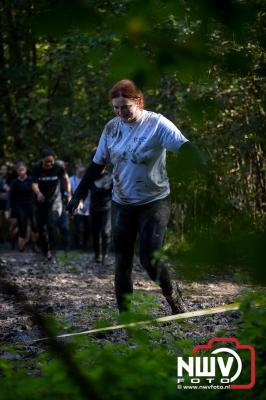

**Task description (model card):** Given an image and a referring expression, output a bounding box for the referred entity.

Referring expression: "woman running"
[68,79,205,314]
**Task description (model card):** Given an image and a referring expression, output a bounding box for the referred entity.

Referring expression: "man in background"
[32,148,71,260]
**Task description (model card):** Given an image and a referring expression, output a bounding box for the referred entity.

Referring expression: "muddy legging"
[113,195,173,312]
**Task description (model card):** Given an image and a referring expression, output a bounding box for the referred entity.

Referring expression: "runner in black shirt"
[32,148,71,260]
[6,162,37,251]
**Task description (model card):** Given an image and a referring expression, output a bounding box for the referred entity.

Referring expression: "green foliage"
[164,223,266,284]
[236,292,266,400]
[0,292,265,399]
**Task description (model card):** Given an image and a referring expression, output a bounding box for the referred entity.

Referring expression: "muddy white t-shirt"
[93,110,188,205]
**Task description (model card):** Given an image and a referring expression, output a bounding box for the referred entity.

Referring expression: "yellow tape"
[32,301,248,343]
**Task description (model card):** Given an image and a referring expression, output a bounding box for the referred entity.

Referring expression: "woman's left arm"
[156,115,210,179]
[178,141,207,172]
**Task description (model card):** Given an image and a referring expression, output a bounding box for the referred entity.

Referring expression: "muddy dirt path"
[0,250,255,348]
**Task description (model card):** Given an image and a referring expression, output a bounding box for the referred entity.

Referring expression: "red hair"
[109,79,144,108]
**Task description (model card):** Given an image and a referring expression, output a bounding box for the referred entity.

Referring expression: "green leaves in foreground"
[0,292,265,400]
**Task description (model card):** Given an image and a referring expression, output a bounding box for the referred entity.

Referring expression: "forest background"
[0,0,265,281]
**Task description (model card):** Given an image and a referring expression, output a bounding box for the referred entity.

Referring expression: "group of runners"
[0,151,113,264]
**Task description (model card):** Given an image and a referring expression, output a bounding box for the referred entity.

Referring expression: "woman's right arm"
[68,124,110,214]
[67,162,105,214]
